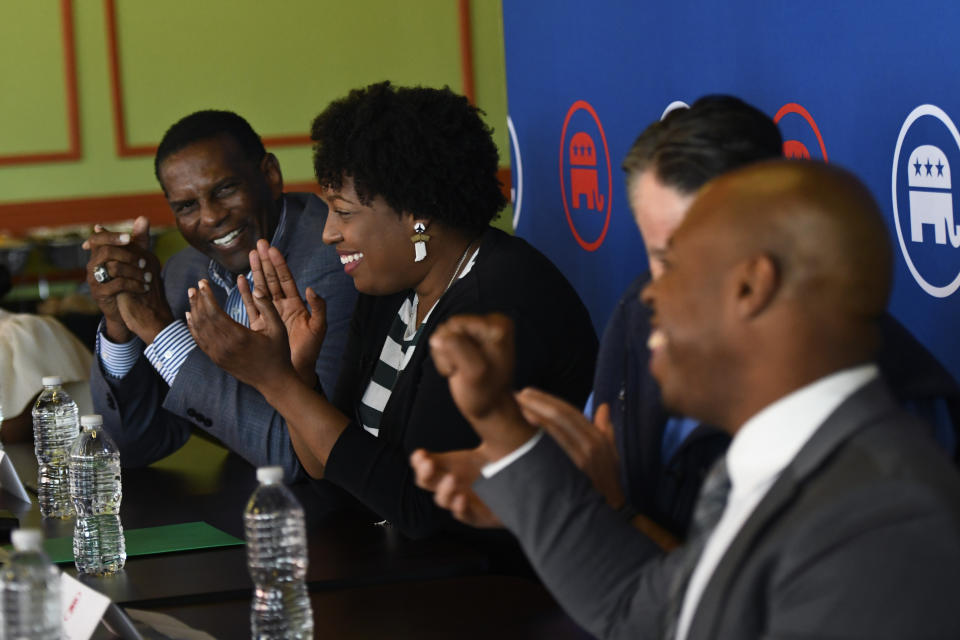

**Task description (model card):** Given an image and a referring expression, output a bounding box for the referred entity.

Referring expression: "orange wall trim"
[0,181,320,234]
[104,0,151,157]
[105,0,477,156]
[0,0,82,167]
[0,172,511,235]
[458,0,476,105]
[105,0,315,157]
[0,191,172,234]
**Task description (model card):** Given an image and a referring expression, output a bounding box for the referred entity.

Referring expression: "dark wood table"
[1,437,589,638]
[151,575,592,639]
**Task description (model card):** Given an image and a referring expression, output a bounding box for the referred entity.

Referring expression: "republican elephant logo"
[783,140,811,159]
[908,144,960,247]
[773,103,828,162]
[559,100,612,252]
[892,104,960,298]
[569,132,605,211]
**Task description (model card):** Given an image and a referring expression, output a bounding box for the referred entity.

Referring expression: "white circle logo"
[660,100,689,121]
[892,104,960,298]
[507,115,524,231]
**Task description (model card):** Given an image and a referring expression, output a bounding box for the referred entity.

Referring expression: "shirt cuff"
[480,430,544,478]
[143,320,197,387]
[96,320,144,380]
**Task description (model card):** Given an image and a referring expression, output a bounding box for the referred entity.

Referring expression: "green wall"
[0,1,509,230]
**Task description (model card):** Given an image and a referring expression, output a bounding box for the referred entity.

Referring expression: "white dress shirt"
[675,363,878,639]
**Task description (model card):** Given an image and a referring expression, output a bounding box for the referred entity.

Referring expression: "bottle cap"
[256,466,283,484]
[41,376,62,386]
[80,414,104,428]
[11,528,43,551]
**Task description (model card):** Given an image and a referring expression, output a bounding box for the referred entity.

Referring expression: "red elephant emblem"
[569,132,605,211]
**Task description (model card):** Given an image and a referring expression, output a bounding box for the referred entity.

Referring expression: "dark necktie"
[662,455,731,640]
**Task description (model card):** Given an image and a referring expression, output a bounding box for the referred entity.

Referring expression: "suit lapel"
[272,193,306,262]
[685,378,897,639]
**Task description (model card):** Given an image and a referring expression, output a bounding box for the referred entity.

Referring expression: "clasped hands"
[184,239,327,394]
[411,313,625,528]
[85,216,171,344]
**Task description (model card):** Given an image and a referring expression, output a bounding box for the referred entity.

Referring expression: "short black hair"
[622,95,782,194]
[154,110,266,183]
[311,81,506,235]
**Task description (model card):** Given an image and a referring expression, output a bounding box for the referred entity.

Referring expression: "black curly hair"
[311,82,506,235]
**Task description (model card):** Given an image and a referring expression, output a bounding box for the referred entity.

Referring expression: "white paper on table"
[61,572,111,640]
[0,449,31,504]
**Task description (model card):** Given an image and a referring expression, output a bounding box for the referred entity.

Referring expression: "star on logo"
[914,158,923,175]
[925,158,933,176]
[937,159,945,177]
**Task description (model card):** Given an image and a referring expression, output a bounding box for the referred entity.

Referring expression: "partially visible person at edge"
[0,264,94,442]
[183,82,598,539]
[84,110,357,480]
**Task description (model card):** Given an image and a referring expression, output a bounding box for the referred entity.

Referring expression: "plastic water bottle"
[0,528,61,640]
[244,466,313,639]
[31,376,79,518]
[69,414,126,575]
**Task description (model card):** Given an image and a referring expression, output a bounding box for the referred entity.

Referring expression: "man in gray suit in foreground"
[412,160,960,639]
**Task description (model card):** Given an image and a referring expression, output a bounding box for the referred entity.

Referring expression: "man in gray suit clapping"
[84,110,356,480]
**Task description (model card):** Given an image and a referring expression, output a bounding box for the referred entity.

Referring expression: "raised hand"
[429,313,536,463]
[185,277,298,396]
[244,239,327,385]
[412,313,535,526]
[84,217,171,343]
[429,313,515,418]
[410,448,502,528]
[517,392,625,509]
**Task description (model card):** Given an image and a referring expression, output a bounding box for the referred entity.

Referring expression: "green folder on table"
[39,521,244,564]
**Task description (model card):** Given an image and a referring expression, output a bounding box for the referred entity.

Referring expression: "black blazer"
[322,227,598,538]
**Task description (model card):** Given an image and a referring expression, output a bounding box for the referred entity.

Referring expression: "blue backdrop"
[502,0,960,381]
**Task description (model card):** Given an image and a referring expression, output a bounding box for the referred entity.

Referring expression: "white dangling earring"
[411,222,430,262]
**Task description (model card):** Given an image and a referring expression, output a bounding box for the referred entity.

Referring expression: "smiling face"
[628,169,696,280]
[320,176,424,295]
[641,201,741,423]
[159,135,282,275]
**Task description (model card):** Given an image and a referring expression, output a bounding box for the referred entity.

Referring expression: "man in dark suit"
[84,110,357,479]
[413,160,960,638]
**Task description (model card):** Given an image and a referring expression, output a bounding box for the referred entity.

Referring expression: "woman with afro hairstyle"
[186,81,597,539]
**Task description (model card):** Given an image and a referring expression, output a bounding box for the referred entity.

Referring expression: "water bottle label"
[60,573,111,640]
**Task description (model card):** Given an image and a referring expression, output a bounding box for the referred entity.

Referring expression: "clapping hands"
[84,216,172,344]
[185,239,327,392]
[412,313,629,531]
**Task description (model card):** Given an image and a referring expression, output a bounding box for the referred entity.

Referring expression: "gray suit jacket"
[475,378,960,639]
[89,193,357,480]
